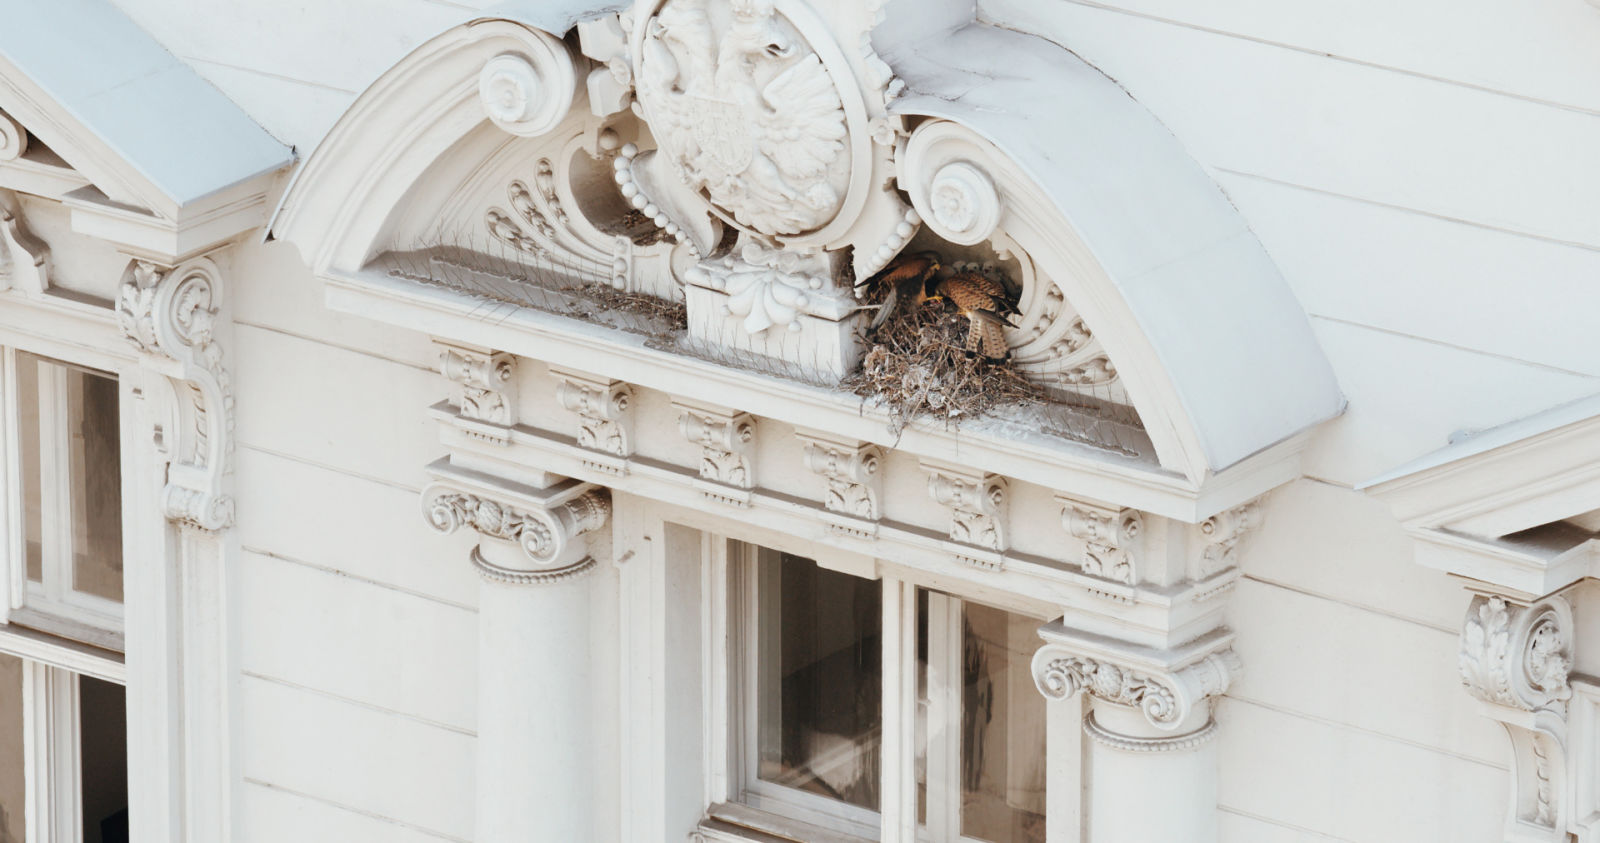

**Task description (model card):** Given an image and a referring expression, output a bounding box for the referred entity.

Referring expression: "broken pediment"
[272,0,1343,486]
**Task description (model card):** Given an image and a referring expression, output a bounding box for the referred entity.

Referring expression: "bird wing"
[944,273,1020,324]
[755,55,847,182]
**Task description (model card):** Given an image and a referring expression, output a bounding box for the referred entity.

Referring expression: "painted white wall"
[89,0,1600,839]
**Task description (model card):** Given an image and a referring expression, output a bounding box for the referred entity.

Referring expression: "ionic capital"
[116,257,234,531]
[1031,625,1240,734]
[421,460,610,584]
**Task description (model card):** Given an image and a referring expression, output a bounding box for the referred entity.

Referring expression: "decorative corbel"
[1060,497,1143,585]
[674,400,756,507]
[551,365,634,475]
[0,191,49,293]
[421,470,611,584]
[438,342,518,444]
[795,430,884,537]
[117,258,234,531]
[923,461,1008,569]
[1458,592,1574,841]
[1195,504,1260,579]
[1031,627,1241,736]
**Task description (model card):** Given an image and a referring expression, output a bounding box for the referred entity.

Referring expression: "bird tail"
[971,312,1011,359]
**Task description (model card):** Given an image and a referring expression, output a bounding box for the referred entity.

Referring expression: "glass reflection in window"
[754,552,882,811]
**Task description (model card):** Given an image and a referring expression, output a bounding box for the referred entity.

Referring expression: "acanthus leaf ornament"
[551,366,635,475]
[675,400,757,506]
[117,258,234,531]
[1061,498,1143,585]
[1456,593,1575,838]
[923,461,1008,567]
[438,343,518,444]
[796,429,883,536]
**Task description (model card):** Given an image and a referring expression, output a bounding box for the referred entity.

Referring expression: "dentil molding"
[117,257,234,531]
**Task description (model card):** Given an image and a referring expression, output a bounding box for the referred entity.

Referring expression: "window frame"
[1,626,127,843]
[707,537,1050,843]
[3,348,128,650]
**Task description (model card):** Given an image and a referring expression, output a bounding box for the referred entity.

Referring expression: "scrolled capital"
[1031,638,1240,732]
[421,478,611,582]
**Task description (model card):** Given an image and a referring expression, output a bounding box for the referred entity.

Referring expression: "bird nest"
[848,298,1044,435]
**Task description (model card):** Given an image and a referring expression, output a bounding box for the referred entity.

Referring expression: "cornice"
[431,400,1230,649]
[328,269,1310,523]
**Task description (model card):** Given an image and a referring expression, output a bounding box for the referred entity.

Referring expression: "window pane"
[79,676,128,843]
[65,367,122,603]
[960,603,1047,842]
[0,652,23,843]
[756,552,881,811]
[17,353,42,584]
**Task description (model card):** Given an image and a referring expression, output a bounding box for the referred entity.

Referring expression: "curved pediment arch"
[271,0,1342,491]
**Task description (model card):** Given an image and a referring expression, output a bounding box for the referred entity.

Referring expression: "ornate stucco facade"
[0,0,1598,841]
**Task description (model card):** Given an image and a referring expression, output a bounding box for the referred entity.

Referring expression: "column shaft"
[475,539,594,843]
[1083,702,1218,842]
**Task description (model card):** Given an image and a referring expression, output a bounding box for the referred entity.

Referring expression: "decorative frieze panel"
[923,460,1008,569]
[439,342,517,444]
[422,464,611,583]
[1061,498,1143,585]
[675,400,757,507]
[117,258,234,531]
[1457,592,1575,841]
[796,429,883,537]
[551,365,634,475]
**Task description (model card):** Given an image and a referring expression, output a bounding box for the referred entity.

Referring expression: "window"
[718,543,1047,841]
[0,648,129,843]
[918,593,1047,842]
[6,350,124,650]
[731,548,883,838]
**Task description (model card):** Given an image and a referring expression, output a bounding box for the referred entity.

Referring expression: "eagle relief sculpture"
[636,0,851,237]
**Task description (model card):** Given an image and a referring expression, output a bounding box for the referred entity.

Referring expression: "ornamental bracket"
[1458,590,1575,841]
[117,258,234,531]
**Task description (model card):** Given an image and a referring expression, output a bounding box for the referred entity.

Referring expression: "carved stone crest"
[636,0,851,237]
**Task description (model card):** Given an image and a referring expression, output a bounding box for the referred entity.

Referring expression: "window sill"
[698,802,878,843]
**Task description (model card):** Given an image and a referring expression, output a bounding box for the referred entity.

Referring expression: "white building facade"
[0,0,1597,841]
